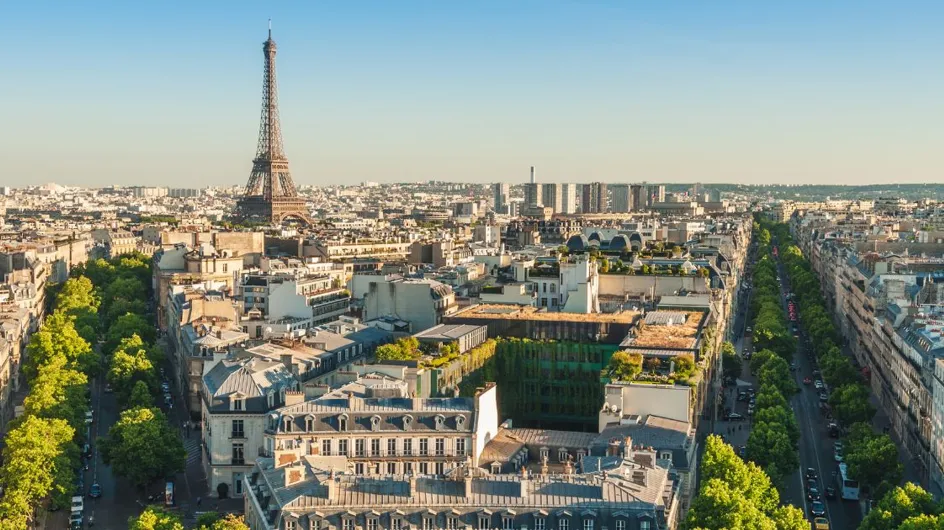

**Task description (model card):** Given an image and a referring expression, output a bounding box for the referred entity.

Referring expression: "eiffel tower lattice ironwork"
[236,22,313,225]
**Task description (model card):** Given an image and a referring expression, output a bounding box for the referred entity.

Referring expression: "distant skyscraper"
[560,183,577,214]
[492,183,510,213]
[609,184,631,213]
[630,184,646,211]
[581,182,607,213]
[647,184,666,206]
[541,183,562,213]
[523,166,541,208]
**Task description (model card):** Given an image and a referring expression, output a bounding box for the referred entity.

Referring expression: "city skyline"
[3,1,944,188]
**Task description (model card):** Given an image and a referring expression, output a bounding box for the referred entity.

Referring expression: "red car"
[803,377,812,385]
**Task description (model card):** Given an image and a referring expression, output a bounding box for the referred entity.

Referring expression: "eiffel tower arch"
[235,23,314,226]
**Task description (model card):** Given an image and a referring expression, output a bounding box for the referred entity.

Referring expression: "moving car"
[104,383,113,393]
[89,483,102,498]
[807,486,822,502]
[85,410,93,424]
[810,501,826,517]
[727,413,745,421]
[813,517,830,530]
[805,468,818,480]
[803,377,812,385]
[824,486,837,499]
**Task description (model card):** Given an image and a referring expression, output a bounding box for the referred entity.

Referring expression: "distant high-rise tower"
[630,184,646,211]
[492,183,510,213]
[523,166,541,208]
[541,183,563,213]
[236,23,313,225]
[647,184,665,206]
[609,184,631,213]
[581,182,607,213]
[560,183,577,214]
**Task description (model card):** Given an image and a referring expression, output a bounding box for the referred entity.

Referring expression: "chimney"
[464,475,473,498]
[304,382,331,399]
[326,469,338,500]
[216,329,222,339]
[284,463,305,488]
[517,466,531,497]
[623,436,634,459]
[409,474,418,496]
[284,390,304,407]
[607,438,621,457]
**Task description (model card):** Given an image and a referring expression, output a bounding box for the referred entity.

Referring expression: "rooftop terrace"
[453,304,639,323]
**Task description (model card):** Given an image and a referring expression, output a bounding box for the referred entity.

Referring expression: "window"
[322,439,332,456]
[343,519,354,530]
[479,516,491,530]
[338,439,348,456]
[306,417,314,431]
[338,415,348,431]
[435,438,445,456]
[535,518,545,530]
[403,439,413,456]
[355,463,364,475]
[356,439,366,457]
[660,451,673,463]
[232,443,244,465]
[388,438,397,456]
[558,449,568,462]
[559,519,569,530]
[614,520,625,530]
[456,438,466,456]
[367,519,378,530]
[503,517,514,530]
[267,392,274,408]
[286,521,296,530]
[232,398,243,411]
[404,462,413,474]
[392,519,402,530]
[231,419,244,438]
[447,517,459,530]
[435,462,444,475]
[419,438,429,456]
[284,418,293,433]
[388,462,397,474]
[420,462,429,475]
[222,263,228,273]
[423,518,434,530]
[583,519,593,530]
[311,519,322,530]
[371,439,381,457]
[639,521,650,530]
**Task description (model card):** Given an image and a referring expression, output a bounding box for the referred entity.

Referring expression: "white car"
[84,410,93,424]
[834,449,844,463]
[814,380,824,390]
[71,495,84,513]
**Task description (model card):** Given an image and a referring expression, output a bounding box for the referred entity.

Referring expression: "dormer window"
[403,415,413,430]
[558,449,568,463]
[435,414,445,430]
[306,416,315,432]
[660,450,673,463]
[267,391,274,409]
[491,462,502,474]
[283,416,294,433]
[232,397,244,411]
[455,415,466,430]
[338,414,348,432]
[371,415,382,431]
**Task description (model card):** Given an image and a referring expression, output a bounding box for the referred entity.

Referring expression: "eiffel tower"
[236,23,313,225]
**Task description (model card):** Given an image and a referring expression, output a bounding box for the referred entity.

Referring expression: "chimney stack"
[517,466,531,497]
[464,475,473,498]
[623,436,634,459]
[283,390,304,407]
[409,473,418,496]
[326,469,338,500]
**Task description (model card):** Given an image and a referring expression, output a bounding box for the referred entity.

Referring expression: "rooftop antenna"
[268,19,272,39]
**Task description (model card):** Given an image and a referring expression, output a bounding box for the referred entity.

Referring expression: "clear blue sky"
[3,1,943,188]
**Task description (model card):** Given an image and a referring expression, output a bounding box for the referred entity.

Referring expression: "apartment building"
[154,243,246,330]
[353,275,458,333]
[238,272,350,339]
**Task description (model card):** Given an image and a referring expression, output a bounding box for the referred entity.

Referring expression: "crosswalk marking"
[183,437,202,465]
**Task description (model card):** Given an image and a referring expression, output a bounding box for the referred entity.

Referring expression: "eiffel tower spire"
[236,23,312,225]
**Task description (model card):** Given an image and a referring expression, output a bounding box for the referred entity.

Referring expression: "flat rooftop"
[629,310,703,349]
[452,304,639,323]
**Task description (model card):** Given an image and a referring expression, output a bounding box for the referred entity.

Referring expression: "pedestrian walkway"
[184,436,201,466]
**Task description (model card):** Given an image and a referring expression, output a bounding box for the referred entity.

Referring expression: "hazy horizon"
[3,1,943,188]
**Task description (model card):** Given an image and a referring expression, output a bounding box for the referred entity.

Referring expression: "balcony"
[231,431,246,440]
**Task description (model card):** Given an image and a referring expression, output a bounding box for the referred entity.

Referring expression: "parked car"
[814,380,824,390]
[833,441,843,452]
[834,449,844,463]
[85,410,93,424]
[819,392,829,402]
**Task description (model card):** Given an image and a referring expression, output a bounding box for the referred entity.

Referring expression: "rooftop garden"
[604,349,697,386]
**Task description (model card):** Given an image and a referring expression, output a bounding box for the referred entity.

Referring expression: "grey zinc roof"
[258,458,672,512]
[413,324,485,342]
[204,357,296,409]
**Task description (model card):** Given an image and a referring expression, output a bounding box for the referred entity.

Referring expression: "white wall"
[472,384,500,466]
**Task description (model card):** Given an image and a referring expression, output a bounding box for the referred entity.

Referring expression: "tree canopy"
[100,407,186,488]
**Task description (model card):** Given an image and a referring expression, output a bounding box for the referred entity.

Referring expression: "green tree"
[860,483,940,530]
[100,407,186,488]
[105,312,155,354]
[55,276,100,313]
[757,355,797,396]
[683,478,772,529]
[24,312,95,378]
[754,384,788,411]
[769,505,810,530]
[752,404,800,446]
[0,416,76,526]
[196,513,251,530]
[129,380,155,409]
[375,343,411,362]
[846,432,904,496]
[898,514,944,530]
[698,435,780,514]
[129,506,185,530]
[745,421,798,484]
[606,351,643,381]
[672,354,696,380]
[108,345,158,405]
[828,383,876,426]
[820,353,860,388]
